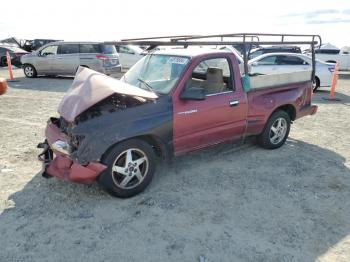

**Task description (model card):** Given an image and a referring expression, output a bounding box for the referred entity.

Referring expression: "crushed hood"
[58,67,158,122]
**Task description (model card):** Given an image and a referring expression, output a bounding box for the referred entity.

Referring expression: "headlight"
[51,140,71,155]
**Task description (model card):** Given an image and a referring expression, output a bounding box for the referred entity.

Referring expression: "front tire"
[258,110,291,149]
[23,64,37,78]
[0,56,7,67]
[98,139,156,198]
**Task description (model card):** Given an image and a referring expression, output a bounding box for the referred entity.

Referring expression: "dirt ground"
[0,68,349,262]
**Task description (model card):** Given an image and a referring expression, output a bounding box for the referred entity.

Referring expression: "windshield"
[121,54,190,94]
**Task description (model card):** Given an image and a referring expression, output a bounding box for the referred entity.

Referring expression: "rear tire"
[23,64,37,78]
[313,77,320,92]
[98,139,156,198]
[258,110,291,149]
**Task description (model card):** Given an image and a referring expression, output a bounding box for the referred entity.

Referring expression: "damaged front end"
[37,67,158,184]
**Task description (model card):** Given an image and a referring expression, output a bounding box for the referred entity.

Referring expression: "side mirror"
[180,86,205,101]
[251,62,258,66]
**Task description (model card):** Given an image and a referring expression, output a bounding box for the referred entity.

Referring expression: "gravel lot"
[0,68,349,262]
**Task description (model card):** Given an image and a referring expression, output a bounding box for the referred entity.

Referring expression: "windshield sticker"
[168,57,189,64]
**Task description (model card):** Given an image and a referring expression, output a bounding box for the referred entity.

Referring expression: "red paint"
[46,155,106,184]
[172,53,248,155]
[172,52,317,155]
[44,119,107,184]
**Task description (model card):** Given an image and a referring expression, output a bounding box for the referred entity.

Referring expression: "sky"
[1,0,350,48]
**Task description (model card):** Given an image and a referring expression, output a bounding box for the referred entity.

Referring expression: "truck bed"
[249,71,312,90]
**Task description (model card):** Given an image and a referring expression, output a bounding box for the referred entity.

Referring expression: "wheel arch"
[101,134,170,163]
[314,75,320,88]
[23,63,37,69]
[271,104,296,121]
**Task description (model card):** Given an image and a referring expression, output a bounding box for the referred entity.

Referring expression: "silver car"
[21,42,121,78]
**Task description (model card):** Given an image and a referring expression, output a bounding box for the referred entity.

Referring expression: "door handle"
[229,100,239,107]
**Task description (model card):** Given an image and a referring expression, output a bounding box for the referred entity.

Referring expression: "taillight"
[96,55,118,67]
[328,67,335,73]
[96,55,108,60]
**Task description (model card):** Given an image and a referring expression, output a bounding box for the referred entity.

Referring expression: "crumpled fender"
[69,96,173,164]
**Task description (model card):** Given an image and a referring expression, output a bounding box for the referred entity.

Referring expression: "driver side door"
[173,55,248,155]
[36,45,58,73]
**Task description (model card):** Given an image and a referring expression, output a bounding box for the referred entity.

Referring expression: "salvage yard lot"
[0,68,350,262]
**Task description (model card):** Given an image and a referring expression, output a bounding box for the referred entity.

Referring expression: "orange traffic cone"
[6,51,14,81]
[5,51,20,82]
[0,78,8,95]
[323,62,340,101]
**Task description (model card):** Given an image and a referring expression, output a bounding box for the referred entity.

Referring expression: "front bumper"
[37,120,107,184]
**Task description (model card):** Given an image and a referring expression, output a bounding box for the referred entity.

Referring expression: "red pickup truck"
[38,46,317,198]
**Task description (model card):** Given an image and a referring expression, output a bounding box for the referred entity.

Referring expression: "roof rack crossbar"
[121,35,200,41]
[106,40,318,46]
[106,33,321,80]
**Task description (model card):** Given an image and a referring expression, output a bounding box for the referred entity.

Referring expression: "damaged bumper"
[37,120,107,184]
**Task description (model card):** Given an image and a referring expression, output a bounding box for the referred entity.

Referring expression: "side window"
[257,56,277,65]
[40,45,58,56]
[189,58,233,95]
[79,44,101,53]
[57,44,79,55]
[119,46,135,54]
[101,45,117,54]
[279,56,306,65]
[250,50,263,59]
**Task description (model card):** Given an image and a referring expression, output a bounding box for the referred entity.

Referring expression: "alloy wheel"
[269,117,288,145]
[111,148,149,189]
[24,66,34,77]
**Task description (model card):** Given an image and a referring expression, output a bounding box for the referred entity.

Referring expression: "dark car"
[0,45,28,67]
[23,39,62,52]
[249,46,301,60]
